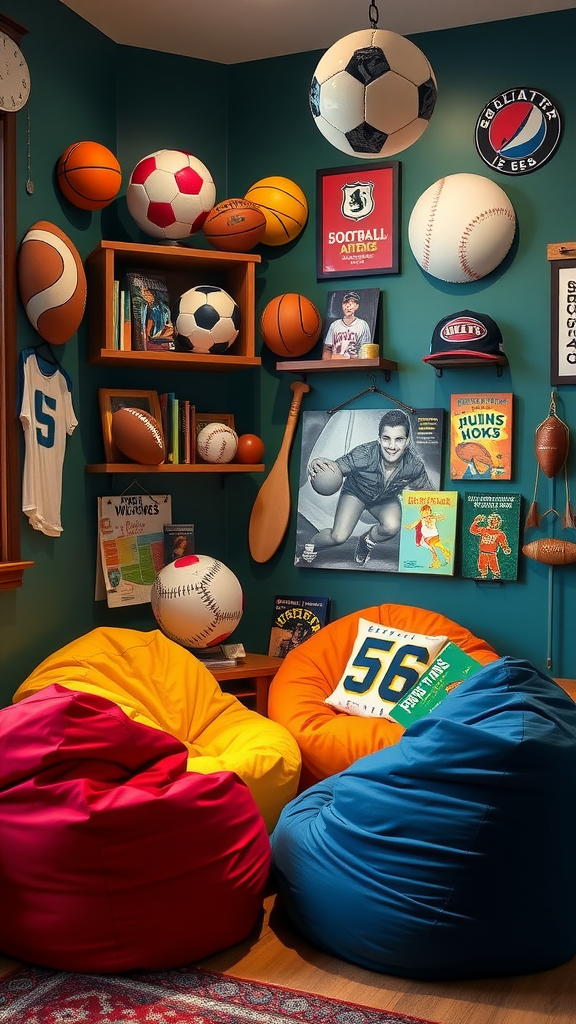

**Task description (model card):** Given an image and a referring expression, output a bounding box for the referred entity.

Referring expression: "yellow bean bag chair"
[268,603,499,790]
[14,626,301,833]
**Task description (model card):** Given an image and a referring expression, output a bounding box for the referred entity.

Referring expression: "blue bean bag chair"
[271,657,576,980]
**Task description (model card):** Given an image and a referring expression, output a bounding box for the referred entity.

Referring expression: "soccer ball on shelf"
[172,285,241,354]
[310,29,437,159]
[126,149,216,240]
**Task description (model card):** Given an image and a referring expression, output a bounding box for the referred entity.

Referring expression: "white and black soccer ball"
[172,285,241,354]
[126,149,215,240]
[310,29,437,159]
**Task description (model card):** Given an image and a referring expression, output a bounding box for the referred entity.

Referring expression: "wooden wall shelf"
[276,356,398,382]
[85,463,264,474]
[425,355,508,377]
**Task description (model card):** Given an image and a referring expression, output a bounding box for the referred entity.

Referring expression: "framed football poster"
[316,162,400,280]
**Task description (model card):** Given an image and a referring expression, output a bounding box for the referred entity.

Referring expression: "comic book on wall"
[398,490,458,575]
[268,595,330,657]
[450,393,513,481]
[461,492,521,581]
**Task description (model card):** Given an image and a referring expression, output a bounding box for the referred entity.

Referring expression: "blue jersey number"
[340,638,430,702]
[34,389,57,448]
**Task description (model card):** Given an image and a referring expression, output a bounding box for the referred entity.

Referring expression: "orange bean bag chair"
[268,603,499,789]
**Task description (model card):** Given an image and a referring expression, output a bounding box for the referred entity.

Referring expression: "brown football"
[534,414,569,477]
[455,441,495,467]
[522,538,576,566]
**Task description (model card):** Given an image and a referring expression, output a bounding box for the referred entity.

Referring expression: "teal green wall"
[0,1,574,704]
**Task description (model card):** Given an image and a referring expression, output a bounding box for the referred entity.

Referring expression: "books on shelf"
[398,490,458,576]
[125,271,176,352]
[461,492,521,581]
[389,641,484,728]
[268,594,330,657]
[450,393,513,481]
[163,523,195,566]
[159,394,196,465]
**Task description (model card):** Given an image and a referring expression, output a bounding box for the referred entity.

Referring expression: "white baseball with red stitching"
[408,172,516,283]
[196,423,238,464]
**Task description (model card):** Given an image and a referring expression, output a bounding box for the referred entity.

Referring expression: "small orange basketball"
[203,198,266,252]
[57,141,122,211]
[260,293,322,357]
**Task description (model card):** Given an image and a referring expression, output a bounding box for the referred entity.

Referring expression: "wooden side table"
[554,678,576,702]
[211,654,284,716]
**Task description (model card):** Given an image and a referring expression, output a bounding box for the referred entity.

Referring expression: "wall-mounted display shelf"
[85,240,261,371]
[426,355,508,377]
[85,463,264,475]
[276,356,398,382]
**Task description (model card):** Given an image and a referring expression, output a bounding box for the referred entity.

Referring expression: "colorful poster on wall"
[461,492,521,581]
[97,493,171,607]
[450,393,513,480]
[398,490,458,575]
[294,407,444,573]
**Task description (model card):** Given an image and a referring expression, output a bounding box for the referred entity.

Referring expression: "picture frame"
[316,161,400,280]
[99,388,163,462]
[322,288,381,360]
[549,249,576,385]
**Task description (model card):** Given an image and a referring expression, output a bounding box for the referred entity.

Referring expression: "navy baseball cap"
[342,291,361,303]
[423,310,504,363]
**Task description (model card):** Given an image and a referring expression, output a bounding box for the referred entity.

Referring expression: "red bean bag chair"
[268,603,499,789]
[0,684,271,972]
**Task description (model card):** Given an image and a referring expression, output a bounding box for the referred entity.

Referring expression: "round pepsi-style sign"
[475,87,561,175]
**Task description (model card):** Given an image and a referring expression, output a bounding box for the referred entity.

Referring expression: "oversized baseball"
[408,173,516,283]
[196,423,238,463]
[18,221,87,344]
[151,553,243,648]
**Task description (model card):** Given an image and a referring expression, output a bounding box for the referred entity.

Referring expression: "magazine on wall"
[268,594,330,657]
[398,490,458,575]
[460,492,521,581]
[294,407,444,574]
[450,393,513,481]
[322,288,380,359]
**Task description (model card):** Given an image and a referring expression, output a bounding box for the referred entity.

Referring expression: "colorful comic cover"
[398,490,458,575]
[268,594,330,657]
[450,393,513,481]
[389,642,484,728]
[125,271,176,352]
[461,492,521,581]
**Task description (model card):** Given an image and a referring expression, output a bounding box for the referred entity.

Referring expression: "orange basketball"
[260,293,322,357]
[57,141,122,211]
[203,198,266,252]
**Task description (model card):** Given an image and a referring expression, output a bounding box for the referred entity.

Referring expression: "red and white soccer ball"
[126,149,216,240]
[152,554,243,648]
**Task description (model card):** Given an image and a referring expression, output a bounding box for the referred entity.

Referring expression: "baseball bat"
[248,380,310,563]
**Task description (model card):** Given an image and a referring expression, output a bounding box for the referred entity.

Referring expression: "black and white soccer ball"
[310,29,437,159]
[172,285,241,354]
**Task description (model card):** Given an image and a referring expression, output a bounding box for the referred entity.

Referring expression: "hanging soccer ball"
[172,285,241,354]
[310,29,437,159]
[126,149,216,240]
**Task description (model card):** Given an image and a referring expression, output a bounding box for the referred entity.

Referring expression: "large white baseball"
[408,172,516,283]
[196,423,238,463]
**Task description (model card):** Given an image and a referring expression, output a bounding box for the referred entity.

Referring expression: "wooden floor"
[3,891,574,1024]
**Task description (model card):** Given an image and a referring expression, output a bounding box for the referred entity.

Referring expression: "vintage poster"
[97,493,172,607]
[461,492,521,581]
[295,407,444,573]
[268,594,330,657]
[398,490,458,576]
[450,393,513,480]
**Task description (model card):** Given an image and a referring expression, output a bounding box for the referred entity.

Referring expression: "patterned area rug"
[0,964,440,1024]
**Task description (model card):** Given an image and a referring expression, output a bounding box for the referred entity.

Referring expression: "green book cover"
[389,642,483,728]
[461,492,521,581]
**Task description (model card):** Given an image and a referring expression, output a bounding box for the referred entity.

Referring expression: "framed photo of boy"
[322,288,380,360]
[316,161,400,280]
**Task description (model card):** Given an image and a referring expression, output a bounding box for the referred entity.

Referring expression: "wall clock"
[0,30,30,112]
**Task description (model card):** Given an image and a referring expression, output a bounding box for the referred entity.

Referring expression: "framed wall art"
[99,388,162,462]
[316,161,400,280]
[548,243,576,385]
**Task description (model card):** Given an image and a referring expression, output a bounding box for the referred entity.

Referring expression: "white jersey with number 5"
[19,349,77,537]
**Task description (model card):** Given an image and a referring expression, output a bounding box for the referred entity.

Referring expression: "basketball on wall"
[244,176,308,246]
[260,293,322,357]
[57,141,122,211]
[203,198,266,252]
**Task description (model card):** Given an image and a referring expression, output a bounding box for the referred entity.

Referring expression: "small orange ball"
[235,434,265,464]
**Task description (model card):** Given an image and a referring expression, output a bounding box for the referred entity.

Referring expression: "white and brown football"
[17,221,87,344]
[534,414,569,478]
[112,407,165,464]
[522,538,576,566]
